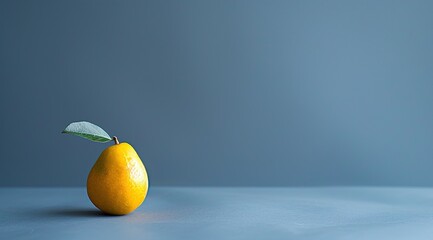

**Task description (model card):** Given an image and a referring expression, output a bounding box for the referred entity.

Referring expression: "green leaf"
[62,121,112,143]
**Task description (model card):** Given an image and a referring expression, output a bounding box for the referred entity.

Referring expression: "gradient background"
[1,0,433,187]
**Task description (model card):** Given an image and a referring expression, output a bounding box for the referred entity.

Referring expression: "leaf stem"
[113,136,120,145]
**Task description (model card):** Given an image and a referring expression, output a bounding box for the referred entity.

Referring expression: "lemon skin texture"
[87,142,148,215]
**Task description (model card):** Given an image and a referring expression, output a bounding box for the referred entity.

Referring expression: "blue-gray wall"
[1,0,433,186]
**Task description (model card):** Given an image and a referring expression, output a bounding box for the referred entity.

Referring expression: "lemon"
[87,139,148,215]
[62,121,149,215]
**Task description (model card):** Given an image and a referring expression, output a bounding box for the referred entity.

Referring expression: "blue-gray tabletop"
[1,187,433,239]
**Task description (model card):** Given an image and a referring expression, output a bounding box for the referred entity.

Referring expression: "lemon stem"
[113,136,120,145]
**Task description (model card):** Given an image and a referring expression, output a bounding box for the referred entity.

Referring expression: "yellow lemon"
[87,137,148,215]
[62,121,149,215]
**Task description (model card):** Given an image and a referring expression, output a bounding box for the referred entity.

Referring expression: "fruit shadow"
[41,208,120,218]
[36,207,182,223]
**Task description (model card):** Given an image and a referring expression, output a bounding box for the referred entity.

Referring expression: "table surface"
[1,187,433,239]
